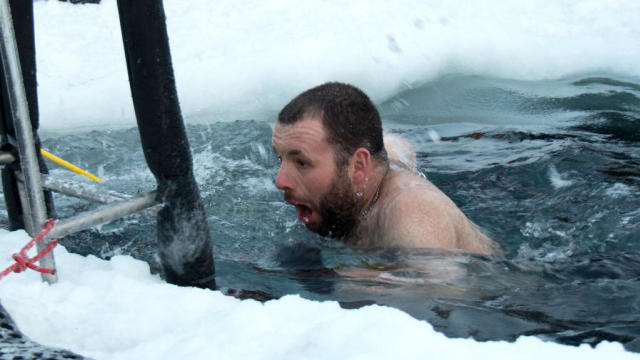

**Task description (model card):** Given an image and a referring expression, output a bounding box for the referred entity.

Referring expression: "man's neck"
[358,164,389,220]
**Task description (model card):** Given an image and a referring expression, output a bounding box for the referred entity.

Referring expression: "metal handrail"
[0,0,56,283]
[47,191,157,240]
[16,172,130,204]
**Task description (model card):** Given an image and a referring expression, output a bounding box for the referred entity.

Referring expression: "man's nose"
[275,163,295,191]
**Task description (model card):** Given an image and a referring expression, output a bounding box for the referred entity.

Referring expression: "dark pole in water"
[116,0,215,288]
[0,0,55,231]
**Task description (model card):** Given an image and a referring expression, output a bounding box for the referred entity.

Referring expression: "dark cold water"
[3,74,639,352]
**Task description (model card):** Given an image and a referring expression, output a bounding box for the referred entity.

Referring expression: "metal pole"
[0,0,56,283]
[17,173,131,204]
[47,191,157,240]
[41,175,117,204]
[15,178,33,235]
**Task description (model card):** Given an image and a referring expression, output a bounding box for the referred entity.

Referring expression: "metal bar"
[38,173,128,204]
[47,191,157,240]
[16,172,161,218]
[0,151,15,164]
[16,172,115,204]
[0,0,56,283]
[15,177,33,235]
[42,177,113,203]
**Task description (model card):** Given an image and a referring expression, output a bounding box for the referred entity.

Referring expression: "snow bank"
[0,229,635,359]
[33,0,640,130]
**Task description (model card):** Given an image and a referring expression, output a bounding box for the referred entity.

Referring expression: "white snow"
[33,0,640,131]
[0,229,635,359]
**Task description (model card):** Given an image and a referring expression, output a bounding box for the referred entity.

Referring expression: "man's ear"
[349,148,371,185]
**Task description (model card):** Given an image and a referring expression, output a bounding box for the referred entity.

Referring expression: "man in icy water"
[272,82,497,255]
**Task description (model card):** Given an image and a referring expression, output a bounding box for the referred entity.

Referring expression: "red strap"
[1,219,57,280]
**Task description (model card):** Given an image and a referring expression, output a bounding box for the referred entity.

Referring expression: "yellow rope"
[40,149,105,183]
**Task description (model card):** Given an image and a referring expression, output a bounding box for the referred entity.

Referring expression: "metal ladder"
[0,0,157,284]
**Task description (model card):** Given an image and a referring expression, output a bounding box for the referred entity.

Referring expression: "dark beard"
[313,167,360,239]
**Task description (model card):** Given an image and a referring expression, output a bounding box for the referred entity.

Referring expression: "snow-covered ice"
[0,229,635,359]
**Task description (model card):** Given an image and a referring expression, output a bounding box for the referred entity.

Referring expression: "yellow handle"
[40,149,105,183]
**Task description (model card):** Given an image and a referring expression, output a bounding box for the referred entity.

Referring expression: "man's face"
[272,115,359,237]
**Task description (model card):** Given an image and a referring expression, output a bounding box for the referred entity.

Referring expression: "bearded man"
[272,82,498,255]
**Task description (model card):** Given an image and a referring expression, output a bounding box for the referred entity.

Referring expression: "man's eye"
[296,160,307,168]
[277,156,282,163]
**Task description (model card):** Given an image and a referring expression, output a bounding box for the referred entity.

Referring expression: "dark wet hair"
[278,82,387,165]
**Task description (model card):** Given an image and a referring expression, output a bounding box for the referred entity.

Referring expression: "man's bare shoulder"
[374,171,497,254]
[376,172,458,248]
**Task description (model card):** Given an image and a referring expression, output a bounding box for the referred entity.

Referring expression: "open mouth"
[294,204,313,224]
[295,204,313,224]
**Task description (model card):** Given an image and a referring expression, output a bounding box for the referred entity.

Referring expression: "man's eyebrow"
[271,146,301,157]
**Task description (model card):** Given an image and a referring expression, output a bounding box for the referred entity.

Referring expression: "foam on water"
[427,129,442,143]
[34,0,640,131]
[548,165,574,189]
[604,183,633,198]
